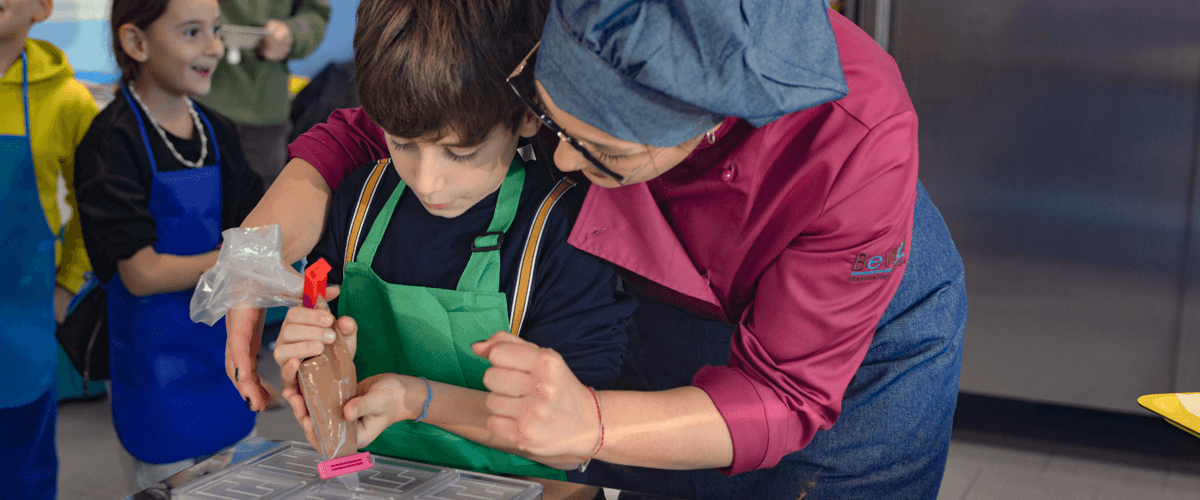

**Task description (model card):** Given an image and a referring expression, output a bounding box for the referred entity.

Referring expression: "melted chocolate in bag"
[298,323,358,460]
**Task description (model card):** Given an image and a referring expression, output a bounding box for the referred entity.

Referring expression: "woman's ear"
[517,111,541,138]
[118,23,148,63]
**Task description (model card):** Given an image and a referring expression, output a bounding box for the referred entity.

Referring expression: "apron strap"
[120,85,160,175]
[508,177,576,337]
[20,51,52,241]
[193,103,221,167]
[456,161,524,292]
[14,51,64,245]
[344,159,392,271]
[21,51,30,139]
[119,86,220,175]
[355,159,402,267]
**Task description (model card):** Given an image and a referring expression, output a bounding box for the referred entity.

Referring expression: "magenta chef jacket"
[288,11,918,475]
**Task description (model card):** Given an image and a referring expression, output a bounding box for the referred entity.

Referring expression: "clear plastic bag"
[190,225,304,326]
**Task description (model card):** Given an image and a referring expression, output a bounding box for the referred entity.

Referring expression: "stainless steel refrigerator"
[849,0,1200,414]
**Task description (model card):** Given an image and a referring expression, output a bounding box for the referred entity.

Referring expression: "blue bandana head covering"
[536,0,849,147]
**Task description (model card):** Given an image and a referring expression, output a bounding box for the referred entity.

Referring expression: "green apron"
[342,160,566,481]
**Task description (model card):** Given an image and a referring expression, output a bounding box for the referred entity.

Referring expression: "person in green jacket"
[194,0,330,187]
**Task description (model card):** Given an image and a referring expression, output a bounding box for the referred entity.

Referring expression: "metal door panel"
[888,0,1200,413]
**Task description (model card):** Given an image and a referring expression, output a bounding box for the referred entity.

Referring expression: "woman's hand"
[471,332,601,459]
[343,373,425,448]
[274,285,357,448]
[230,158,335,411]
[226,307,269,411]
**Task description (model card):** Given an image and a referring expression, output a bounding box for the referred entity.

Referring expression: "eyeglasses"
[505,42,628,184]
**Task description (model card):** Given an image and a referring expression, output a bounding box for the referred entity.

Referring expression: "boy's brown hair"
[110,0,173,83]
[353,0,547,146]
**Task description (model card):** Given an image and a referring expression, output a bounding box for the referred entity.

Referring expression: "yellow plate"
[1138,392,1200,439]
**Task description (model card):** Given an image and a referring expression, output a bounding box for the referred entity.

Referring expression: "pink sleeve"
[692,112,920,475]
[287,107,389,192]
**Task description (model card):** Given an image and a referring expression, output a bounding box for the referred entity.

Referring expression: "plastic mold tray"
[171,442,542,500]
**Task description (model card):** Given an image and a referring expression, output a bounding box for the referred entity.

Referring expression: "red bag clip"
[303,258,332,309]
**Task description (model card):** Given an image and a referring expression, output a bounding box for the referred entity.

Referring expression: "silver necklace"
[128,85,208,168]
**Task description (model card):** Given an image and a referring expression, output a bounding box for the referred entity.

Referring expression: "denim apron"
[343,161,566,481]
[0,51,59,499]
[108,86,254,464]
[590,182,968,500]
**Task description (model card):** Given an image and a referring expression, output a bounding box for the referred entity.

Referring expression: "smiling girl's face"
[127,0,223,97]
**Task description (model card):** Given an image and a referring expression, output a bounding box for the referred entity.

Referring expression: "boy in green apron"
[272,0,635,481]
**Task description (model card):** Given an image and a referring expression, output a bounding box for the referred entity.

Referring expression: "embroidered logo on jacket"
[849,242,907,282]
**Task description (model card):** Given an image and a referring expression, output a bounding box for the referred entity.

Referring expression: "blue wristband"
[416,376,432,423]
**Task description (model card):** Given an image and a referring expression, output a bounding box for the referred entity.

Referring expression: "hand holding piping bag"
[275,258,360,458]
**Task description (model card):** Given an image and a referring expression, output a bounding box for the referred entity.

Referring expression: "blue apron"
[590,183,968,500]
[0,51,59,499]
[0,51,57,409]
[108,86,254,464]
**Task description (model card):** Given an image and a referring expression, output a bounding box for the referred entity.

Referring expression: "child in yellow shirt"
[0,0,98,498]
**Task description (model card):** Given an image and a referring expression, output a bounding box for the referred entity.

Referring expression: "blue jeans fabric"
[590,183,967,500]
[0,385,58,500]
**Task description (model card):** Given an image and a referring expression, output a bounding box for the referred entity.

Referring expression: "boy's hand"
[472,332,600,458]
[226,307,270,411]
[344,373,420,448]
[257,19,293,62]
[54,285,73,324]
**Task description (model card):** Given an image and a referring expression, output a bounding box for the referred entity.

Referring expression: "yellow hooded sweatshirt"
[0,39,96,294]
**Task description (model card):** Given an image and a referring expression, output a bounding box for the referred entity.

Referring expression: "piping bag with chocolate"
[298,258,373,489]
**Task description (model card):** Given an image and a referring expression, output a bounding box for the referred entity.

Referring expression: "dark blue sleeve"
[517,184,636,389]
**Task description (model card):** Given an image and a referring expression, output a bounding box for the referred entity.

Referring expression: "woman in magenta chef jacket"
[226,1,966,498]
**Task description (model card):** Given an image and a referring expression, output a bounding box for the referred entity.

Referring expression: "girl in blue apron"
[72,0,264,489]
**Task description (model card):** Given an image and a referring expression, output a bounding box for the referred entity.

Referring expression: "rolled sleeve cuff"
[288,108,387,193]
[287,134,341,191]
[694,365,771,475]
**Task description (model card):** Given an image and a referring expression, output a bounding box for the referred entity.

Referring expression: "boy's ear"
[119,23,148,63]
[32,0,53,23]
[516,111,541,138]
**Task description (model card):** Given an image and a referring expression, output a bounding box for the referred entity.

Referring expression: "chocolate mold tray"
[171,441,542,500]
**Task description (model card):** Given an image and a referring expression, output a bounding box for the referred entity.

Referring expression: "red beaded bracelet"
[577,386,604,472]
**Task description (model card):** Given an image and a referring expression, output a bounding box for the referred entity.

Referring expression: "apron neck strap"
[119,84,221,175]
[355,158,526,293]
[20,51,29,138]
[458,160,524,291]
[16,51,55,241]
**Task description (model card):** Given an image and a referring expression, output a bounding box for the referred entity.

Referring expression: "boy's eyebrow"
[175,19,218,29]
[388,134,482,149]
[438,139,479,149]
[390,137,476,149]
